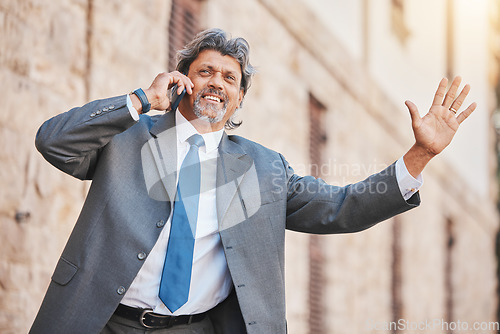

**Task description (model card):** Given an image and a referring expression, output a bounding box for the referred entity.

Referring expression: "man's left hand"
[403,76,477,178]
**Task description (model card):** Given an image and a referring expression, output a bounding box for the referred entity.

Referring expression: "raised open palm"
[405,77,477,156]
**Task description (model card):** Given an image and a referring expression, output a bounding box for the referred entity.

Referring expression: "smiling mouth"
[202,94,223,103]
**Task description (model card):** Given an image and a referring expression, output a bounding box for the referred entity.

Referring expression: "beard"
[193,88,229,124]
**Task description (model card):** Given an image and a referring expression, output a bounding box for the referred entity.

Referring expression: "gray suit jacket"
[31,95,419,333]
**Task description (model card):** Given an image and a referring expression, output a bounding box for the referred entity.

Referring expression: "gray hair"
[176,28,256,129]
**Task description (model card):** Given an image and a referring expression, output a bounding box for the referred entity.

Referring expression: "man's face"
[179,49,244,130]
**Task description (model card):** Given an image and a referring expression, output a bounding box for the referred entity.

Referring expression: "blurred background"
[1,0,499,333]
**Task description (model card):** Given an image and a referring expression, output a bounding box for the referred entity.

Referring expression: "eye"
[200,69,210,75]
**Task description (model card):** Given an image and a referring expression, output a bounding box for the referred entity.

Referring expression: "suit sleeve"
[35,95,138,180]
[282,154,420,234]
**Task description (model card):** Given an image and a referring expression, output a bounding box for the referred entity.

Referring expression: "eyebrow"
[200,64,240,78]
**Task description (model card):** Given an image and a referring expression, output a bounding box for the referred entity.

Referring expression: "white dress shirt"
[121,105,232,315]
[121,96,422,314]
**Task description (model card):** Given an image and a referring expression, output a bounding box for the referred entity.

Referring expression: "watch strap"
[132,88,151,114]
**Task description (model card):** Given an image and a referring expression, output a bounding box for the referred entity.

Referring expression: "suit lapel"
[216,134,255,228]
[147,112,178,203]
[147,118,257,229]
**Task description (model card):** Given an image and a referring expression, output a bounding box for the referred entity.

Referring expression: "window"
[390,0,410,46]
[308,93,327,334]
[391,218,403,333]
[444,217,455,326]
[308,94,328,178]
[168,0,202,71]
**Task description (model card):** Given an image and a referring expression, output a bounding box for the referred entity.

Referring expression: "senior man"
[31,28,475,333]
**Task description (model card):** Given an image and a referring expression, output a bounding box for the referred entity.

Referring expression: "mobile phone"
[170,85,186,112]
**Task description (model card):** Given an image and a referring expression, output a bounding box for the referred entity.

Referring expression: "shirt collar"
[175,110,224,153]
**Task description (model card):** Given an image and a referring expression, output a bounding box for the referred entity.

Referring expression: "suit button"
[109,105,115,109]
[156,220,165,228]
[137,252,147,260]
[102,107,109,112]
[90,112,96,117]
[95,109,102,115]
[117,286,126,295]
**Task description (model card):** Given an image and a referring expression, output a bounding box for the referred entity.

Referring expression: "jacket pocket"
[51,257,78,286]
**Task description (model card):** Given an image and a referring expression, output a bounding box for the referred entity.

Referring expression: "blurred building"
[0,0,498,333]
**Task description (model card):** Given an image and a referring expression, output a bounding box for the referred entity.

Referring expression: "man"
[31,28,476,333]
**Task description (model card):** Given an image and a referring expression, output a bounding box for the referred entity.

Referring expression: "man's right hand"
[130,71,194,114]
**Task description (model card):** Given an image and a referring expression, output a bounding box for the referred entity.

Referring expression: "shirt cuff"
[395,156,423,201]
[126,94,140,121]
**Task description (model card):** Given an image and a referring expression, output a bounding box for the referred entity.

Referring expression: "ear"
[238,89,244,108]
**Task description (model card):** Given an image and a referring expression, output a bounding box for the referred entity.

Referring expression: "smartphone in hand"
[170,85,186,112]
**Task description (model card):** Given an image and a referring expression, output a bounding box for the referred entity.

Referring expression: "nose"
[207,72,223,90]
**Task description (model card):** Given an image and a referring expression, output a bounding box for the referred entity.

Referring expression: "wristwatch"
[131,88,151,114]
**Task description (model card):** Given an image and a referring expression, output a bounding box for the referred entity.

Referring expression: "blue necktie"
[159,134,204,312]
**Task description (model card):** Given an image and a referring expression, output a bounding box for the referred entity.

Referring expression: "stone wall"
[0,0,498,333]
[0,1,168,332]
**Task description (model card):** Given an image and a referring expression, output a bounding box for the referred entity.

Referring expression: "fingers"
[405,100,421,128]
[442,76,462,108]
[432,77,448,106]
[169,71,194,95]
[147,71,194,111]
[456,102,477,124]
[432,76,475,121]
[448,83,470,113]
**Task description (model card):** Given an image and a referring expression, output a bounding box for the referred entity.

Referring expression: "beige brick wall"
[0,1,87,332]
[0,0,497,333]
[0,0,168,332]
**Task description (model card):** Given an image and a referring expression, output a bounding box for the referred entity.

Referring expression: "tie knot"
[187,134,204,148]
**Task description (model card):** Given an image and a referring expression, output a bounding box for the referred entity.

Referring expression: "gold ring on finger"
[449,107,457,114]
